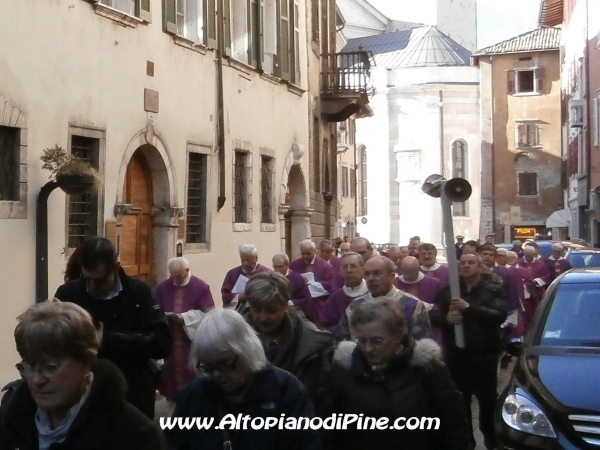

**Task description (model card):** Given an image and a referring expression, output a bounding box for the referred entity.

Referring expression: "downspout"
[353,124,358,238]
[216,0,226,211]
[35,181,60,303]
[584,0,591,238]
[439,90,444,176]
[491,56,497,238]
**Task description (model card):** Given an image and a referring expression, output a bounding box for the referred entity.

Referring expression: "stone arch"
[113,125,181,285]
[279,145,309,209]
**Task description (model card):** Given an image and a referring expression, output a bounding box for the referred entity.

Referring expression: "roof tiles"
[472,27,561,56]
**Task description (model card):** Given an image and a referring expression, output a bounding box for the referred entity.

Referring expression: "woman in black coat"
[322,298,471,450]
[0,300,165,450]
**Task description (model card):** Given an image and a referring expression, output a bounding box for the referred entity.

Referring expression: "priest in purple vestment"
[519,246,551,323]
[319,239,344,290]
[394,256,441,304]
[155,257,215,402]
[289,239,334,326]
[320,252,369,332]
[221,243,270,310]
[272,252,311,315]
[543,243,573,282]
[418,243,450,284]
[350,237,375,263]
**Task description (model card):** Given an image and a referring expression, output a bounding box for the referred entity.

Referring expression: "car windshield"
[540,283,600,347]
[567,252,600,268]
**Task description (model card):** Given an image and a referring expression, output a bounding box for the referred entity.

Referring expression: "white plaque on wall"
[395,151,421,182]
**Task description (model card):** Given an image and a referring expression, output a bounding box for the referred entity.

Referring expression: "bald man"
[336,256,432,341]
[320,239,344,290]
[339,242,351,255]
[395,256,441,304]
[350,237,374,262]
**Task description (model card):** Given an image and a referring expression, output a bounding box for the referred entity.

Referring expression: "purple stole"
[421,264,450,285]
[542,257,572,281]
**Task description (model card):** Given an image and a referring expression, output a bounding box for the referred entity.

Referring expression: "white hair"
[190,308,267,373]
[167,257,190,270]
[272,252,290,264]
[552,243,564,250]
[524,246,536,254]
[299,239,316,250]
[496,248,508,256]
[238,244,258,257]
[506,251,517,258]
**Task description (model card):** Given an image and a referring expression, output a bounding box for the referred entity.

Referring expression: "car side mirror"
[506,340,522,357]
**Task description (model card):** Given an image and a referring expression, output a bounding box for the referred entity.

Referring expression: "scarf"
[35,373,93,450]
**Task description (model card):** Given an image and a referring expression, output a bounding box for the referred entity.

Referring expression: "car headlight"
[502,393,557,438]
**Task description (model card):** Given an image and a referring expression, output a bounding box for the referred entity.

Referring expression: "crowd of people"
[0,234,573,450]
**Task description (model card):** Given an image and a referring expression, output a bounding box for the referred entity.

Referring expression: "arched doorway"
[284,164,309,259]
[120,150,153,281]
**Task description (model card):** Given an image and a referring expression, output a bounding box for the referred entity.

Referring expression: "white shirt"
[420,263,440,272]
[399,272,425,285]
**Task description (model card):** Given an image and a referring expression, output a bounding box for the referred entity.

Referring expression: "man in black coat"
[54,237,172,419]
[430,251,507,450]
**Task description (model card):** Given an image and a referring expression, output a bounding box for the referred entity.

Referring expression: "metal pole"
[36,181,60,303]
[440,181,465,348]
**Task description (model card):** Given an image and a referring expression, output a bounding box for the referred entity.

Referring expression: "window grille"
[234,152,250,223]
[186,152,208,243]
[0,126,19,201]
[260,156,275,224]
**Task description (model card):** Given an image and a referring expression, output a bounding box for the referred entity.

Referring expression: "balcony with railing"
[321,51,373,122]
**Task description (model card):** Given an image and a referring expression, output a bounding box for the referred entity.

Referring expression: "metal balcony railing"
[321,51,372,96]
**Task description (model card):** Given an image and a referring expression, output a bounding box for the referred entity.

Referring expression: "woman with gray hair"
[243,272,334,408]
[166,308,320,450]
[0,300,165,450]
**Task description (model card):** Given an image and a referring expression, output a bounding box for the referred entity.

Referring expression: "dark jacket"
[54,268,173,418]
[430,272,507,355]
[244,311,334,409]
[165,365,321,450]
[0,360,166,450]
[321,338,471,450]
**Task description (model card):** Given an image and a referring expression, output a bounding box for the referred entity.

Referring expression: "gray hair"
[167,257,190,270]
[496,248,508,256]
[552,243,564,250]
[190,308,267,373]
[239,244,258,257]
[506,251,518,258]
[272,252,290,264]
[300,239,316,250]
[460,251,483,264]
[340,251,364,266]
[245,272,290,306]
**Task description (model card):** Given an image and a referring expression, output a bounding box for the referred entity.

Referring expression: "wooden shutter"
[248,0,262,68]
[594,96,599,147]
[535,67,545,94]
[293,1,300,84]
[279,0,291,81]
[223,0,232,57]
[164,0,177,33]
[517,124,525,147]
[205,0,218,48]
[140,0,152,22]
[507,70,516,95]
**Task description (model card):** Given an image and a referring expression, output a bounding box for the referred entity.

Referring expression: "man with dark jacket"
[54,237,172,419]
[430,252,507,450]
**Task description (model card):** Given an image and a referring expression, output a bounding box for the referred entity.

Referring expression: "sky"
[366,0,541,50]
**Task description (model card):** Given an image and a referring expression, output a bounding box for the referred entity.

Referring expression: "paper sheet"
[231,274,249,294]
[301,272,315,283]
[308,282,328,298]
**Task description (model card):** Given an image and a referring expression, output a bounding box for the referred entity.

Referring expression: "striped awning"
[539,0,563,27]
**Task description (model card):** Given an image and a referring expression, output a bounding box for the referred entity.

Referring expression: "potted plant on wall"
[40,144,101,195]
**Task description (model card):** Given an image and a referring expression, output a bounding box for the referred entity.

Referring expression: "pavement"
[154,358,517,450]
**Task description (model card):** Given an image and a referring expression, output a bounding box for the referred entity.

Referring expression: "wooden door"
[121,151,153,282]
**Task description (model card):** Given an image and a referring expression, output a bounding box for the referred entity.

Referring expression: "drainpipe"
[216,0,226,211]
[491,56,497,238]
[36,181,60,303]
[584,0,591,240]
[439,90,444,176]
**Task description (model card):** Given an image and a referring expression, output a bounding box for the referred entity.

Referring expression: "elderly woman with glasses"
[321,299,471,450]
[166,308,320,450]
[242,272,334,407]
[0,300,165,450]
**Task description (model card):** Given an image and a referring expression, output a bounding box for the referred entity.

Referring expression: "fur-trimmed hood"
[333,338,442,372]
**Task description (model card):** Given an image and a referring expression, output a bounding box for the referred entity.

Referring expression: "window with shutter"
[140,0,152,21]
[205,0,217,48]
[516,122,540,147]
[248,0,262,68]
[311,0,319,43]
[594,96,600,147]
[186,152,209,244]
[279,0,291,81]
[507,70,516,95]
[535,67,545,93]
[223,0,232,56]
[293,2,300,84]
[518,172,538,196]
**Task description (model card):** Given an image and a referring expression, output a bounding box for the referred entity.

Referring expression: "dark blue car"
[496,269,600,449]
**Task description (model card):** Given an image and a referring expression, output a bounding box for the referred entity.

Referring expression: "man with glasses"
[155,257,214,404]
[320,252,369,332]
[335,256,432,342]
[54,237,172,419]
[430,252,507,450]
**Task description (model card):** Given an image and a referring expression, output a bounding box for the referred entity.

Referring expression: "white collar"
[343,280,369,298]
[173,271,192,287]
[399,272,425,284]
[548,256,564,261]
[310,257,315,265]
[285,269,291,276]
[420,263,440,272]
[242,264,260,274]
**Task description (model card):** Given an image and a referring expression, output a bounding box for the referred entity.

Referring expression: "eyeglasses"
[196,356,238,375]
[354,337,386,347]
[16,360,67,378]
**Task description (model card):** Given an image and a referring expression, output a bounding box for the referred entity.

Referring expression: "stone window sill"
[260,223,276,232]
[184,243,211,253]
[173,36,209,55]
[233,222,252,232]
[94,3,145,28]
